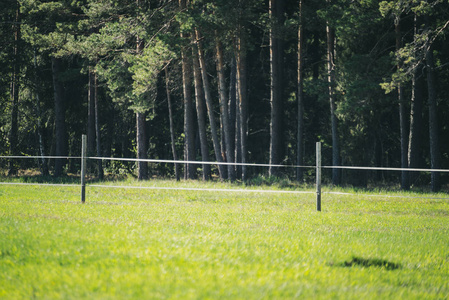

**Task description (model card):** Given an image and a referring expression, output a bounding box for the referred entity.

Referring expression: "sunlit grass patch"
[1,179,449,299]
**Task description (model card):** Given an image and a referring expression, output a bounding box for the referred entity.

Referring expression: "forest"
[1,0,449,191]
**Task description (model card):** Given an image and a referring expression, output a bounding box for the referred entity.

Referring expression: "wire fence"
[2,140,449,207]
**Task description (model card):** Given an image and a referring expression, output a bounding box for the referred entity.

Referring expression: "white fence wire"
[1,150,449,204]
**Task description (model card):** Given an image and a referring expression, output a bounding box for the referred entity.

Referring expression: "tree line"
[1,0,449,190]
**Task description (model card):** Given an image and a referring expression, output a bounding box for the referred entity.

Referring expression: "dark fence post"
[316,142,321,212]
[81,134,87,203]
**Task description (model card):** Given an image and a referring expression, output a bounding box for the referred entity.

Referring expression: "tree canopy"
[1,0,449,190]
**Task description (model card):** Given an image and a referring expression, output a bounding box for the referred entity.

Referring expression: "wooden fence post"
[81,134,87,203]
[316,142,322,211]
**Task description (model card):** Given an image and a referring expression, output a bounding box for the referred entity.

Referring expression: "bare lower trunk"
[229,57,237,178]
[326,22,340,185]
[165,67,180,181]
[217,38,236,182]
[269,0,285,177]
[34,50,48,176]
[236,35,248,181]
[296,0,305,182]
[52,57,67,177]
[395,19,409,190]
[136,112,148,180]
[180,0,196,179]
[94,71,103,179]
[8,3,20,176]
[192,39,211,180]
[408,64,424,184]
[87,69,96,157]
[426,47,440,191]
[195,29,225,180]
[408,13,424,186]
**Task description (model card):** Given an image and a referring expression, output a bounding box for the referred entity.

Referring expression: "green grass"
[1,179,449,299]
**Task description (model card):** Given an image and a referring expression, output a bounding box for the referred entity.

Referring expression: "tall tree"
[407,13,424,185]
[8,0,20,175]
[165,66,180,181]
[93,70,103,179]
[216,38,236,182]
[192,36,211,180]
[296,0,305,182]
[426,45,441,191]
[87,68,96,157]
[395,16,409,190]
[179,0,196,180]
[326,12,340,185]
[51,57,67,177]
[195,29,225,180]
[228,57,238,179]
[235,33,248,182]
[135,7,148,180]
[269,0,286,177]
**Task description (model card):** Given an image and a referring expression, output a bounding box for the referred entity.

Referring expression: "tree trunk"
[165,67,180,181]
[87,69,96,158]
[8,2,20,176]
[180,0,196,180]
[135,5,147,181]
[136,112,148,180]
[216,38,236,182]
[395,18,409,190]
[236,33,248,181]
[229,57,237,178]
[407,64,424,185]
[269,0,285,177]
[426,46,441,192]
[52,57,67,177]
[34,49,49,176]
[326,21,340,185]
[296,0,305,182]
[195,29,225,180]
[94,71,103,179]
[407,14,424,186]
[192,38,211,180]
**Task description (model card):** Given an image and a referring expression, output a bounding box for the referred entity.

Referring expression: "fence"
[2,135,449,211]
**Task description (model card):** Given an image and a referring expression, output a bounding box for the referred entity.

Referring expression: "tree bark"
[395,18,409,190]
[426,46,441,191]
[326,24,340,184]
[34,49,49,176]
[236,33,248,181]
[296,0,305,182]
[93,71,103,179]
[136,112,148,180]
[229,57,237,178]
[87,69,96,158]
[180,0,196,179]
[8,2,20,176]
[192,37,211,180]
[136,23,147,180]
[195,29,225,180]
[269,0,285,177]
[326,21,340,185]
[407,14,424,186]
[216,38,236,182]
[52,57,67,177]
[165,67,180,181]
[407,65,424,185]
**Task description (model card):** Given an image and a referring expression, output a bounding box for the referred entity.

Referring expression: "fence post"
[316,142,321,211]
[81,134,87,203]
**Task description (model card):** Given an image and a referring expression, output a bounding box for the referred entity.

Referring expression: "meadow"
[1,179,448,299]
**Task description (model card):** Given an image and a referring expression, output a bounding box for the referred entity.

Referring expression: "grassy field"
[1,179,448,299]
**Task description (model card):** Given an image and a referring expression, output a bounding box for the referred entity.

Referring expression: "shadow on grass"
[334,256,401,271]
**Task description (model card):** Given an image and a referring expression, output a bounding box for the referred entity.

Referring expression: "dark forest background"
[1,0,449,191]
